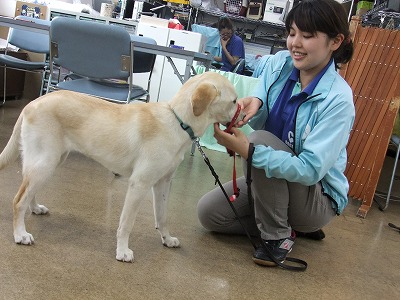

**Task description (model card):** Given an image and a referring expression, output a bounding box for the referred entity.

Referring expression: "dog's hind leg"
[30,196,49,215]
[13,157,58,245]
[152,175,180,248]
[13,175,48,244]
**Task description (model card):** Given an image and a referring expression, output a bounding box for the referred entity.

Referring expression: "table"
[0,15,212,83]
[130,36,212,83]
[0,15,49,34]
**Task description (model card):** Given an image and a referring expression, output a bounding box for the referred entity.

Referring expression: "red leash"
[223,105,242,202]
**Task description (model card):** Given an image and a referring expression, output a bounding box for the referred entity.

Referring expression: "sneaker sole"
[252,245,292,267]
[252,256,282,267]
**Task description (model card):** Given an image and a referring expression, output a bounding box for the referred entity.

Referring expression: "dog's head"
[170,72,245,136]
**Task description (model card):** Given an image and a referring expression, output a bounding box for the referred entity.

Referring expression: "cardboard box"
[15,1,48,19]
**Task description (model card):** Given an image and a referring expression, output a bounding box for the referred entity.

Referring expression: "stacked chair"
[0,16,51,105]
[47,17,157,103]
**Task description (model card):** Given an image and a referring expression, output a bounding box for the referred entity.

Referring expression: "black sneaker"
[252,234,295,267]
[294,229,325,240]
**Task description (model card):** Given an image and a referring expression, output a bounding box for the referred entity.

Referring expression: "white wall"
[0,0,17,17]
[0,0,17,39]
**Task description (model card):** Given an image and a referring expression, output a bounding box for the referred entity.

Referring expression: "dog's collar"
[172,109,197,140]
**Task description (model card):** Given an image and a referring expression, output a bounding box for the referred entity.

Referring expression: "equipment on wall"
[263,0,292,25]
[246,0,263,20]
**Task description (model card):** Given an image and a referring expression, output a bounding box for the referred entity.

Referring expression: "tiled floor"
[0,98,399,300]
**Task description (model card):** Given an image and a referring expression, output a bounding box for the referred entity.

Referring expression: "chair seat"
[56,79,147,102]
[0,54,46,71]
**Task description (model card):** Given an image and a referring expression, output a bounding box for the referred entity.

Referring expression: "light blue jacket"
[249,50,355,214]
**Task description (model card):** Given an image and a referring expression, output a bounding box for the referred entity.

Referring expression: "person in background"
[198,0,354,266]
[214,17,245,73]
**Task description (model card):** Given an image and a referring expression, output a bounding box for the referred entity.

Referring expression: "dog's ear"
[191,82,218,116]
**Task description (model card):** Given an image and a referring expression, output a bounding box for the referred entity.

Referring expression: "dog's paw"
[116,248,134,262]
[14,232,34,245]
[162,236,180,248]
[31,204,49,215]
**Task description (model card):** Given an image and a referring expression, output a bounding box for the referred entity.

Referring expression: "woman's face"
[287,22,343,81]
[220,28,233,41]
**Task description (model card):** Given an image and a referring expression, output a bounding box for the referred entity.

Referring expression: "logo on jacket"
[285,131,294,149]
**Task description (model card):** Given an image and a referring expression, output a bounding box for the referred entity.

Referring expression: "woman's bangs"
[286,2,321,34]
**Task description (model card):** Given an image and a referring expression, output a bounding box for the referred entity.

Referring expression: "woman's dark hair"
[285,0,353,67]
[217,17,234,32]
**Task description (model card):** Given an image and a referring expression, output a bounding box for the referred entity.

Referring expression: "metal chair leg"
[2,67,7,106]
[374,135,400,211]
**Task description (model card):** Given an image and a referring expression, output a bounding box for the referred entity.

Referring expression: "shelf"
[362,1,400,28]
[195,7,286,31]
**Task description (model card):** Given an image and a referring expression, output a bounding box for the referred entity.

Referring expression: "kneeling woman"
[197,0,355,267]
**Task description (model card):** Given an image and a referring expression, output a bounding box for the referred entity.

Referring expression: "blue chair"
[47,17,157,103]
[0,16,50,105]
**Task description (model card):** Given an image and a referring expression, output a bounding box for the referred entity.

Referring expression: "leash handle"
[218,105,241,200]
[224,105,242,134]
[224,105,241,157]
[229,154,240,202]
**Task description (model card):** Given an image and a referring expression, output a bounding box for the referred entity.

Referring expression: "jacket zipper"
[292,93,321,153]
[265,61,287,115]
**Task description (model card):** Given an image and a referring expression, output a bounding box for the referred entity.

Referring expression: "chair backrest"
[50,17,132,80]
[8,16,50,54]
[130,34,157,73]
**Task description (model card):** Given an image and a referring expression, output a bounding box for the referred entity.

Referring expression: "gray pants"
[197,131,337,241]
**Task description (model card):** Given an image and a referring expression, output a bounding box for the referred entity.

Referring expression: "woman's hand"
[220,36,229,49]
[213,123,250,159]
[236,97,263,127]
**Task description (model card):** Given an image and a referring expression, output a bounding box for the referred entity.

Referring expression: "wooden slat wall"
[339,17,400,218]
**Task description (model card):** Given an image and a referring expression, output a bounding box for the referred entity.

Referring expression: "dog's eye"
[233,98,237,104]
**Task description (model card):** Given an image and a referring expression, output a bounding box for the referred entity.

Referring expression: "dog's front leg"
[152,176,180,248]
[116,182,147,262]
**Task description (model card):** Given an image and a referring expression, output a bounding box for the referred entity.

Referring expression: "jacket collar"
[281,53,338,102]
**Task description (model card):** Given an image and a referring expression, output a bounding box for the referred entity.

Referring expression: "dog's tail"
[0,113,23,170]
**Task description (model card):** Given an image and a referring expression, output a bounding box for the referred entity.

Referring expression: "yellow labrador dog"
[0,72,243,262]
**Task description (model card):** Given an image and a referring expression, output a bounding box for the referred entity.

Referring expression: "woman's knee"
[249,130,294,153]
[197,194,213,230]
[197,188,225,231]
